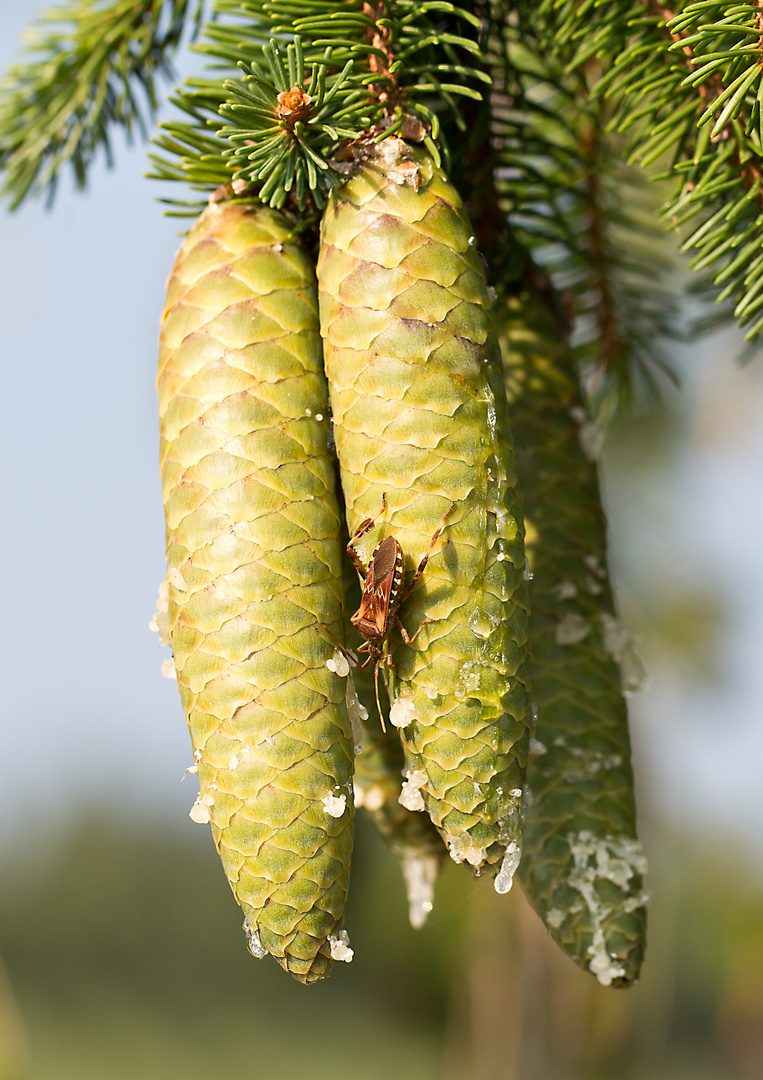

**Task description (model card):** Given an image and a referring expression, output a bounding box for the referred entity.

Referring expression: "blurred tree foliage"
[0,815,761,1080]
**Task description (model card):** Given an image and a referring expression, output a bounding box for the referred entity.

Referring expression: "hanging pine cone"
[501,286,648,987]
[318,140,531,885]
[158,198,355,984]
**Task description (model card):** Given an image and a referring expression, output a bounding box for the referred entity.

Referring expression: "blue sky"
[1,3,762,865]
[604,333,763,866]
[0,3,199,844]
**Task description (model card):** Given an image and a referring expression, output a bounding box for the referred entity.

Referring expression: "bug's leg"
[396,615,437,645]
[346,542,369,579]
[347,492,388,577]
[399,501,456,604]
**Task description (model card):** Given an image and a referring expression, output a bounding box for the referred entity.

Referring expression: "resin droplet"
[328,930,354,962]
[399,769,427,812]
[243,920,268,959]
[189,792,214,824]
[468,608,493,639]
[583,553,607,579]
[494,841,521,894]
[168,567,187,591]
[570,407,605,461]
[362,785,385,812]
[161,657,177,680]
[566,831,649,983]
[321,792,347,818]
[454,661,481,699]
[149,578,171,646]
[345,674,367,753]
[389,691,416,729]
[401,854,439,929]
[600,613,649,694]
[446,833,486,868]
[551,579,578,601]
[555,613,591,646]
[588,928,627,986]
[326,649,350,677]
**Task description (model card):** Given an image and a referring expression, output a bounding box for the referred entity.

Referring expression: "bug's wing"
[159,200,354,984]
[318,144,531,881]
[501,287,647,987]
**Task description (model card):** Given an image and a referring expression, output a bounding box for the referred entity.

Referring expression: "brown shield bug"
[340,494,455,730]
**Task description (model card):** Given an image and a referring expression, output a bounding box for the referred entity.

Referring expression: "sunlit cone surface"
[501,288,648,986]
[158,199,354,984]
[318,142,531,881]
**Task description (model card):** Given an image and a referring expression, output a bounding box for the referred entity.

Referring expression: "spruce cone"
[318,143,531,882]
[501,287,648,987]
[158,199,354,984]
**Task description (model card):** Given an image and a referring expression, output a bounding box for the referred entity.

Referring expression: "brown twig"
[578,114,625,380]
[363,1,399,110]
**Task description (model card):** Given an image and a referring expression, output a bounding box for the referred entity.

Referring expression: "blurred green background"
[1,810,762,1080]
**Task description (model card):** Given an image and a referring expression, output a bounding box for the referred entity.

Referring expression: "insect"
[343,494,455,730]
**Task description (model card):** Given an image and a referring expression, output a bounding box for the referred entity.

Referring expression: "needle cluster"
[531,0,763,345]
[3,0,763,361]
[0,0,203,208]
[151,0,489,211]
[487,8,683,413]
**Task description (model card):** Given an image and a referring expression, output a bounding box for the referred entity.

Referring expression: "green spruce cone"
[500,286,648,987]
[343,558,446,928]
[158,198,355,984]
[317,141,531,884]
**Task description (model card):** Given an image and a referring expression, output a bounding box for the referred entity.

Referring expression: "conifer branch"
[534,0,763,343]
[151,0,488,211]
[487,9,682,412]
[0,0,204,208]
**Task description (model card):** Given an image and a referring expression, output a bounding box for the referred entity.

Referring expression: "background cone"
[501,285,648,986]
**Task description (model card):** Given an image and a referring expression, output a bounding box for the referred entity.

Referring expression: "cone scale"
[158,199,354,984]
[317,142,531,881]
